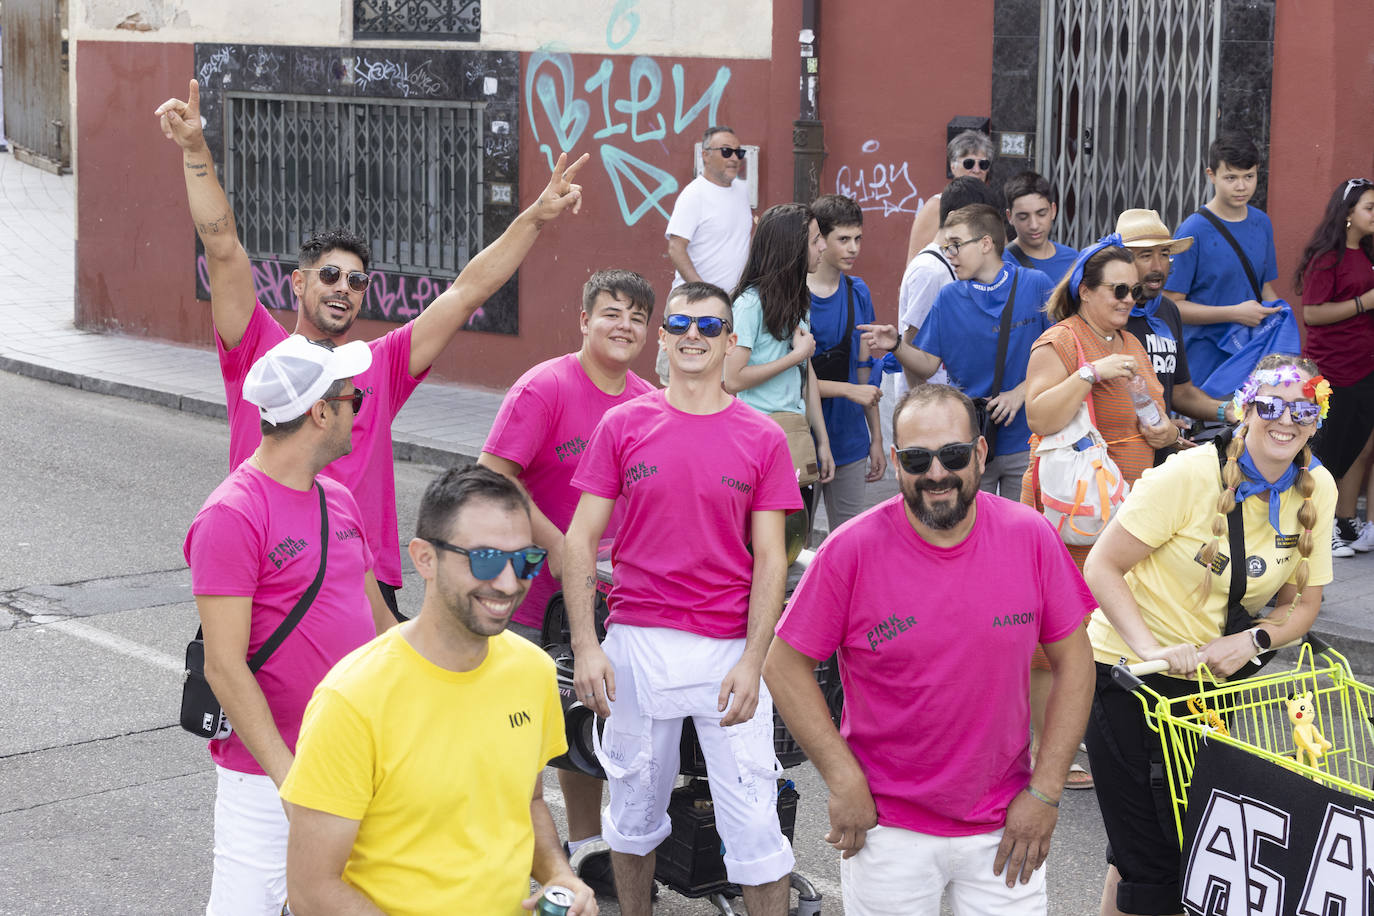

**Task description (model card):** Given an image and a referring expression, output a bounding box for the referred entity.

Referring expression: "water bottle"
[1128,375,1162,427]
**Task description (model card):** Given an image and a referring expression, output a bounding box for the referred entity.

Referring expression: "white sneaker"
[1353,520,1374,553]
[1333,528,1356,558]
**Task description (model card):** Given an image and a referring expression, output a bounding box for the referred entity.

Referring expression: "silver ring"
[584,692,594,698]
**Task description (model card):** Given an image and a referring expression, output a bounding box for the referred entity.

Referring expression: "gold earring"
[1347,219,1353,231]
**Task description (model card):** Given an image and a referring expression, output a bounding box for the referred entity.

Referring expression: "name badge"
[1275,533,1298,549]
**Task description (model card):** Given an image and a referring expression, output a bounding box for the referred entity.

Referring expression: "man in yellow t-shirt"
[280,466,597,916]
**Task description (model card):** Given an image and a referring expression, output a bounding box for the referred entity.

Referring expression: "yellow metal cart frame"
[1112,637,1374,847]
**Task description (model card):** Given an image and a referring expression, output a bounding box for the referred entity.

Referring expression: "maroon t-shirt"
[1303,247,1374,386]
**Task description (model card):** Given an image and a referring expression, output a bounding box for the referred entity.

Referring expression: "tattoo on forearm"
[584,576,595,590]
[194,213,230,235]
[185,161,209,178]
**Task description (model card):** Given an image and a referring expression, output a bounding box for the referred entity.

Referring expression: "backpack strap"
[1007,242,1035,270]
[1195,208,1263,300]
[920,247,957,282]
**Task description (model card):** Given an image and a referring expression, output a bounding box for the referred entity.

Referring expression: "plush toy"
[1287,692,1332,769]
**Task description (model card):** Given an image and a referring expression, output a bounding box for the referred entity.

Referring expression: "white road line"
[45,618,183,675]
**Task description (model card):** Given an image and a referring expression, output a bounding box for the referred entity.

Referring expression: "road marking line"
[46,618,183,674]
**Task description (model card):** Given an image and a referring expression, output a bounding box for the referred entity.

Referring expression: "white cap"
[243,335,372,425]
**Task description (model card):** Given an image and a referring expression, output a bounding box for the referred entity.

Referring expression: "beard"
[901,469,980,530]
[305,293,358,336]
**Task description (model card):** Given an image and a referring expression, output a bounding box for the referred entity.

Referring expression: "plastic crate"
[653,778,799,897]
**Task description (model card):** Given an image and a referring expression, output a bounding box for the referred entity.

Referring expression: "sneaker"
[1353,520,1374,553]
[1333,521,1357,558]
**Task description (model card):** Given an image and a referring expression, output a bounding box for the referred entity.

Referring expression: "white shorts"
[207,765,289,916]
[594,625,795,887]
[841,823,1047,915]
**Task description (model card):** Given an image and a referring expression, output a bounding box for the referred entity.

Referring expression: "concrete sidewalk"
[3,152,1374,667]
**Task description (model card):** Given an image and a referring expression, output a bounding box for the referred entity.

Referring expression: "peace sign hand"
[154,79,207,152]
[531,152,590,227]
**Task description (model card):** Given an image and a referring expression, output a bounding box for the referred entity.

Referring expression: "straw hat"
[1114,209,1194,254]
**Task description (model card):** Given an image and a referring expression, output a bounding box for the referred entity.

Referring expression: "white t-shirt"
[893,242,954,393]
[665,174,752,291]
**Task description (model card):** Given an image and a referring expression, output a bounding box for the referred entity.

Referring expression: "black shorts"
[1084,662,1199,915]
[1313,369,1374,480]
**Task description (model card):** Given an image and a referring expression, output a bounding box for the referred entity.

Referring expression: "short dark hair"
[939,176,1002,225]
[1003,171,1056,208]
[582,269,655,318]
[811,194,863,235]
[703,124,735,146]
[666,281,732,323]
[892,384,979,446]
[259,376,347,438]
[944,203,1006,256]
[299,229,371,272]
[415,465,529,543]
[1208,131,1260,172]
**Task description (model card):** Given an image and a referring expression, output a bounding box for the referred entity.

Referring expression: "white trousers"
[841,823,1047,915]
[207,765,288,916]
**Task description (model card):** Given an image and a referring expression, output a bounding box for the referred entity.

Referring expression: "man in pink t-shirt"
[183,336,396,915]
[764,384,1095,915]
[157,79,587,619]
[476,268,655,891]
[564,282,802,916]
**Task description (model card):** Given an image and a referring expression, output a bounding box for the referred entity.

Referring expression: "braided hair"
[1195,354,1321,618]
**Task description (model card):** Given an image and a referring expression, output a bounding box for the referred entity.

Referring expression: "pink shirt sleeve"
[186,502,262,597]
[483,375,554,469]
[572,412,625,501]
[752,427,805,512]
[1033,521,1097,642]
[371,321,428,416]
[775,535,853,661]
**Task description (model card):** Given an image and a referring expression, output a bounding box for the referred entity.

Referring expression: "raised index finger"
[188,78,201,115]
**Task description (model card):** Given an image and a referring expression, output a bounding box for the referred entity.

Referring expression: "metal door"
[1038,0,1220,247]
[2,0,70,171]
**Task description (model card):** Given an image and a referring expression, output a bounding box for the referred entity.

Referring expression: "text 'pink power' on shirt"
[217,303,427,588]
[482,353,656,628]
[776,492,1095,837]
[572,391,802,640]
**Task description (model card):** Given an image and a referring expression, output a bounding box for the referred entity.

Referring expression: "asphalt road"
[0,369,1113,914]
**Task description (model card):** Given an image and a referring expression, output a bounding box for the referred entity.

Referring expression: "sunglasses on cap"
[959,158,992,171]
[322,390,365,414]
[663,313,731,337]
[705,146,747,159]
[1251,395,1321,426]
[894,438,979,475]
[426,539,549,580]
[1098,282,1141,302]
[301,265,371,292]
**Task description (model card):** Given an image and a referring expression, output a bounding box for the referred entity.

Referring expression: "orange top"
[1020,314,1166,570]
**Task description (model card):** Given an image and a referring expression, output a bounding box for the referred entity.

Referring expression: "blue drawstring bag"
[1196,302,1302,399]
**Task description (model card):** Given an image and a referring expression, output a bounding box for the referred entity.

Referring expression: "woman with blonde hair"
[1080,354,1337,916]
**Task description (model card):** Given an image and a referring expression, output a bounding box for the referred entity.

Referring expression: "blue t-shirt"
[1168,206,1278,377]
[733,286,807,415]
[913,266,1053,457]
[810,275,878,467]
[1003,241,1079,284]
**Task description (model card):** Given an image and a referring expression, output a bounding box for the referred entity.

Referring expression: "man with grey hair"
[906,129,997,262]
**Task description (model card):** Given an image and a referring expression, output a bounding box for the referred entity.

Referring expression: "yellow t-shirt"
[1088,444,1336,667]
[280,626,567,915]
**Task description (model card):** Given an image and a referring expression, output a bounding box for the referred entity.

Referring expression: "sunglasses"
[894,438,979,475]
[1097,282,1139,302]
[663,313,731,337]
[322,390,365,414]
[1344,178,1373,199]
[426,539,549,580]
[1251,395,1321,426]
[301,265,371,292]
[959,158,992,171]
[938,236,985,258]
[706,146,747,160]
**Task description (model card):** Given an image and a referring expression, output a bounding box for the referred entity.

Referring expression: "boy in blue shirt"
[1165,131,1283,383]
[1002,171,1079,283]
[806,194,884,533]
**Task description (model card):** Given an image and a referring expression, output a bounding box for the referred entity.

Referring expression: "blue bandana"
[1234,448,1322,532]
[1066,233,1124,304]
[1130,295,1173,346]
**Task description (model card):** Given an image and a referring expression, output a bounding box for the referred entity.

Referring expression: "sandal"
[1064,762,1094,790]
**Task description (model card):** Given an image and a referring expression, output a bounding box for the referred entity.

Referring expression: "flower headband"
[1231,367,1332,425]
[1066,232,1125,303]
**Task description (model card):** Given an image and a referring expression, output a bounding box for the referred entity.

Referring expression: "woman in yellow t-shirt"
[1080,353,1336,916]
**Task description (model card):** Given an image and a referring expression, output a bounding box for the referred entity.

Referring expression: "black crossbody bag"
[811,276,855,385]
[972,270,1020,454]
[180,483,330,739]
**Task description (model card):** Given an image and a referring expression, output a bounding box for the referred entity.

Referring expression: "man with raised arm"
[156,79,586,619]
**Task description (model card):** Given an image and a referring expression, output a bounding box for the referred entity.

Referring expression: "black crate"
[653,778,800,897]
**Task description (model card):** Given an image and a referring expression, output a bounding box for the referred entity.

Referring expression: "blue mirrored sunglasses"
[663,313,730,337]
[426,539,548,580]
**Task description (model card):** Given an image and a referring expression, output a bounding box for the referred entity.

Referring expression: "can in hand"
[535,885,575,916]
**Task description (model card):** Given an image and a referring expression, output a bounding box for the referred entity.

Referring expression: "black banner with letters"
[1181,739,1374,915]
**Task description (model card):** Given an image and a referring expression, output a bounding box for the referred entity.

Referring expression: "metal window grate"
[224,93,483,275]
[1037,0,1221,248]
[354,0,481,40]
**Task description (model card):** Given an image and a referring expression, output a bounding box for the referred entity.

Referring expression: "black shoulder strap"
[1195,208,1262,300]
[981,270,1021,453]
[1007,242,1035,270]
[843,275,856,341]
[920,247,957,282]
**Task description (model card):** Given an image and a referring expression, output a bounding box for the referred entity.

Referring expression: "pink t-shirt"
[775,493,1094,836]
[483,353,655,627]
[218,303,427,587]
[572,391,802,639]
[184,464,379,775]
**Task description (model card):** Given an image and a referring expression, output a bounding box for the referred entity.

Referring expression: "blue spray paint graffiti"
[525,52,731,226]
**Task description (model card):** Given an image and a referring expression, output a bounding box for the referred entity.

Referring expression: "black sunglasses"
[1098,282,1137,302]
[322,390,365,414]
[960,157,992,171]
[706,146,747,160]
[894,438,979,475]
[302,265,371,293]
[426,539,549,580]
[663,313,731,337]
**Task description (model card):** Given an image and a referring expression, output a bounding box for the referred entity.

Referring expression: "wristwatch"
[1076,366,1096,384]
[1249,627,1272,651]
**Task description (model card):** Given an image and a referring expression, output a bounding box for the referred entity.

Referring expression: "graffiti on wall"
[834,139,926,219]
